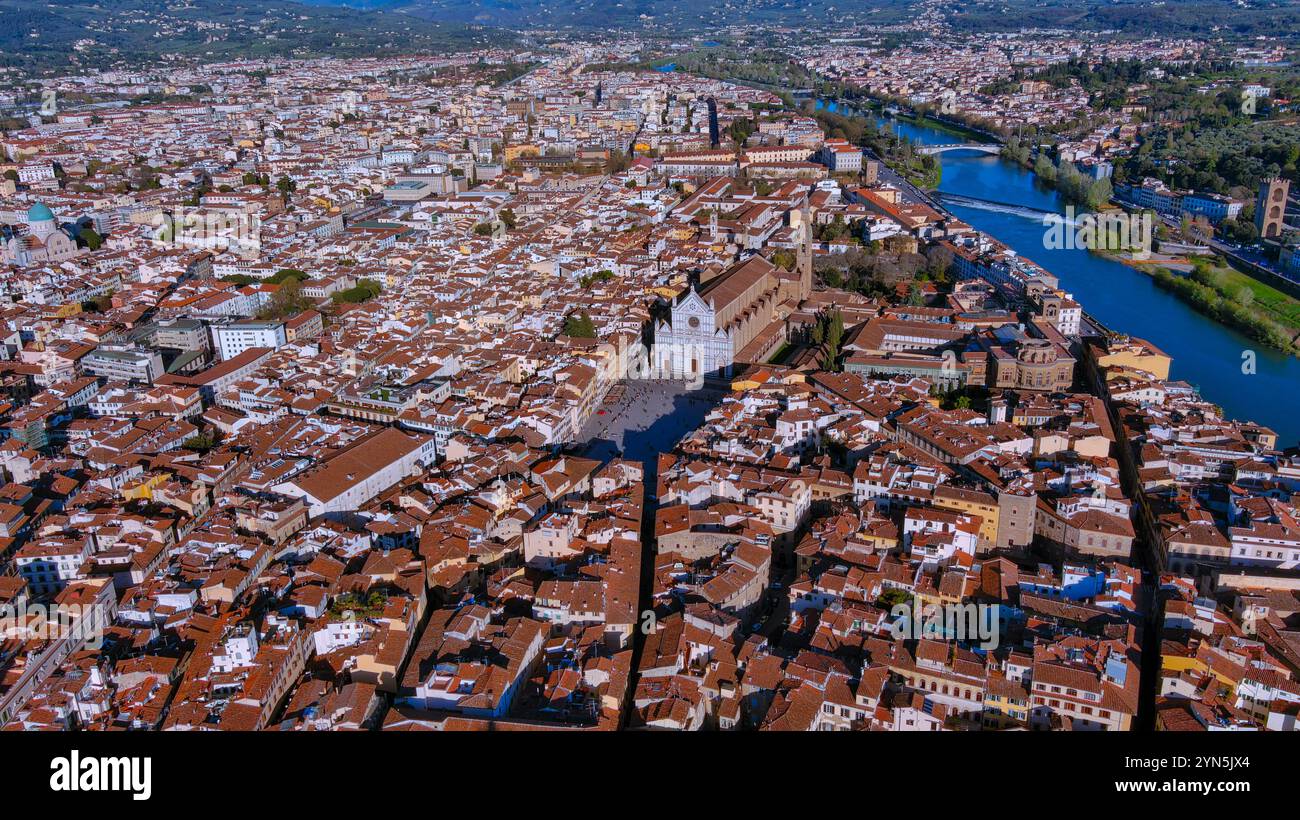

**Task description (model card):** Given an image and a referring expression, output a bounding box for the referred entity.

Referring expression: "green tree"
[331,279,382,305]
[184,429,223,453]
[1034,154,1057,182]
[810,309,845,372]
[78,227,103,251]
[267,268,309,284]
[771,249,797,270]
[562,312,598,338]
[259,278,316,318]
[876,588,913,608]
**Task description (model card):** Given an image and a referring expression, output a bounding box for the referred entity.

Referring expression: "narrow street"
[575,379,724,727]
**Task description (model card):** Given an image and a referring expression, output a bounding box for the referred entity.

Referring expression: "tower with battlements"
[1256,177,1290,239]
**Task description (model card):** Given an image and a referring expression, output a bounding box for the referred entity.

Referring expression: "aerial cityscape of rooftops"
[2,0,1300,738]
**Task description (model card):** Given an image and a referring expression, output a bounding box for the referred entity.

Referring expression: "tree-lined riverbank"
[876,108,1300,444]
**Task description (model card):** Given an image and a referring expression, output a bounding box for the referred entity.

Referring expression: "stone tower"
[798,199,813,301]
[707,97,720,149]
[1255,177,1290,239]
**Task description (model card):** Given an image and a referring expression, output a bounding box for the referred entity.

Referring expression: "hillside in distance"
[947,0,1300,35]
[301,0,1300,36]
[295,0,919,29]
[0,0,515,74]
[5,0,1298,76]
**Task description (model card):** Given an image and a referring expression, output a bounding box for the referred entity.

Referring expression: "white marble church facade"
[654,287,734,380]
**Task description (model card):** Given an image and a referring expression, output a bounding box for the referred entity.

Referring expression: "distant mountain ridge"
[4,0,1297,76]
[0,0,512,74]
[296,0,1300,36]
[294,0,913,29]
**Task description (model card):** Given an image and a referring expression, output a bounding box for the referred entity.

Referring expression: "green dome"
[27,203,54,222]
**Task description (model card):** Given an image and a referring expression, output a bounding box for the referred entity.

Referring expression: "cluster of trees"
[329,590,388,621]
[815,215,856,243]
[77,227,103,251]
[950,1,1300,40]
[605,150,632,175]
[999,72,1299,204]
[806,105,878,147]
[183,429,223,453]
[1033,156,1113,209]
[562,312,598,338]
[815,244,953,297]
[332,278,382,306]
[1221,215,1260,245]
[932,384,985,411]
[127,167,162,191]
[1151,266,1295,353]
[876,588,913,608]
[265,268,307,284]
[771,249,797,271]
[0,0,513,76]
[578,270,615,289]
[1000,136,1033,167]
[473,207,517,237]
[808,309,845,371]
[1001,59,1300,194]
[485,61,538,87]
[989,58,1219,106]
[665,48,820,93]
[81,291,115,314]
[767,217,859,255]
[258,278,316,319]
[1116,121,1300,196]
[728,117,756,146]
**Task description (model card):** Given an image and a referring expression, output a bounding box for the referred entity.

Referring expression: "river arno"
[819,100,1300,447]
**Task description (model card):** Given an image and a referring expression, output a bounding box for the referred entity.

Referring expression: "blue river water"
[818,100,1300,447]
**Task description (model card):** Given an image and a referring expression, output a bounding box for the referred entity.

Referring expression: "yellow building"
[503,144,540,163]
[121,473,170,502]
[1096,335,1172,381]
[983,675,1030,728]
[50,302,83,320]
[1160,649,1238,696]
[933,485,1000,547]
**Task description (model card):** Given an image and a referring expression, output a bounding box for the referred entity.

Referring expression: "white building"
[1229,520,1300,570]
[313,620,372,655]
[654,287,729,380]
[82,345,165,384]
[273,428,437,518]
[818,139,864,174]
[212,319,286,361]
[903,508,980,568]
[14,540,92,596]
